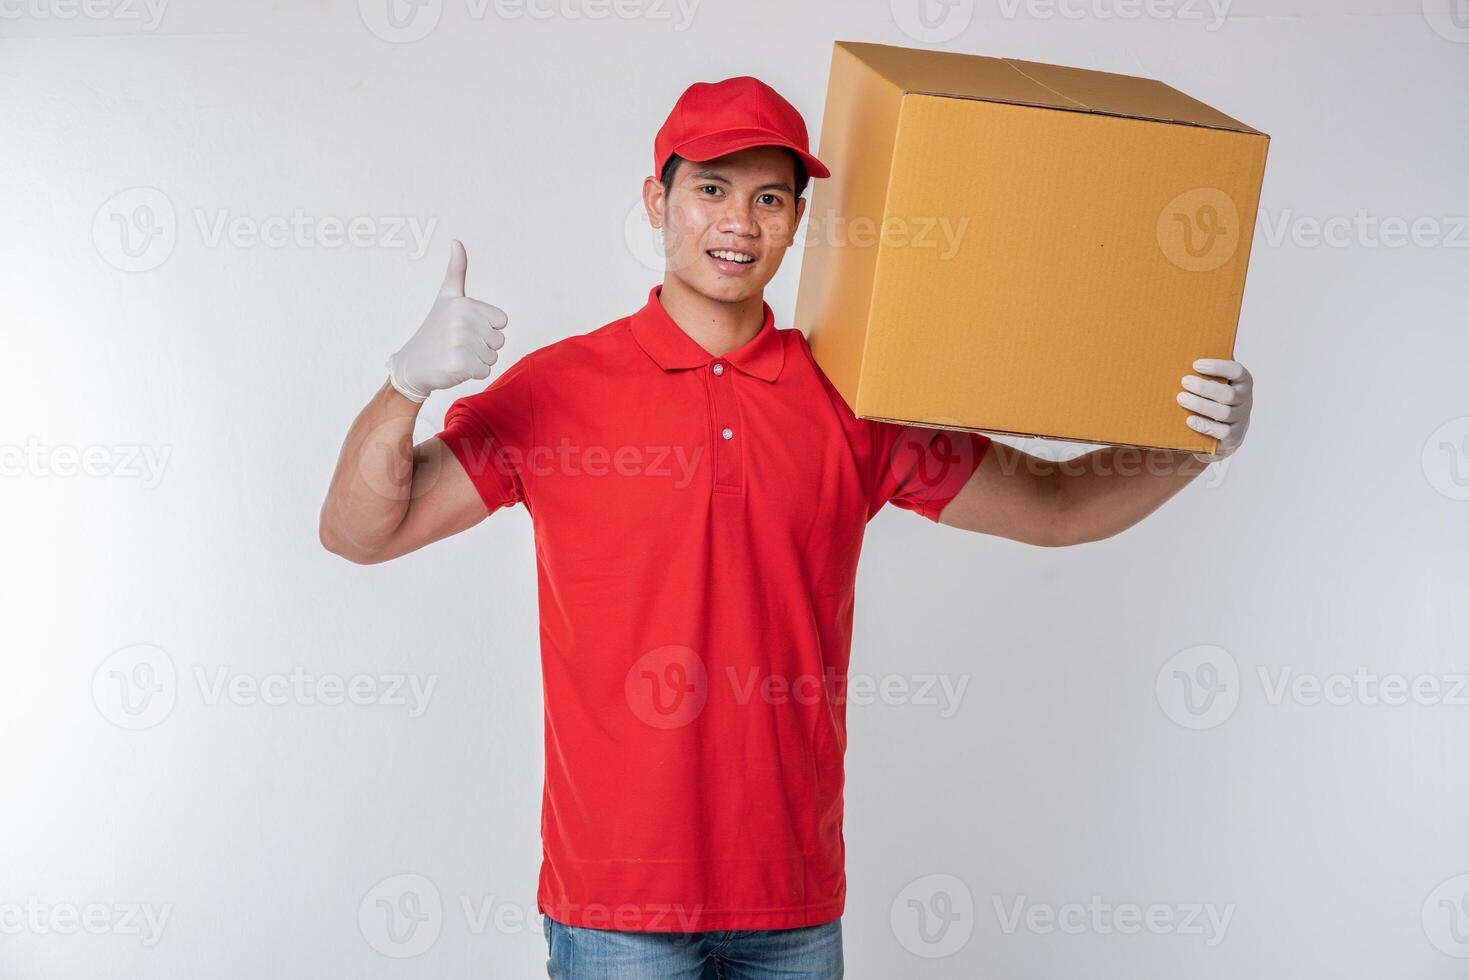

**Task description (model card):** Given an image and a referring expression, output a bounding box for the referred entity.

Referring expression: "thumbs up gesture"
[385,240,509,403]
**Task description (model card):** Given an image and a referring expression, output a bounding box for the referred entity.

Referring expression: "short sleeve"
[866,420,992,522]
[434,354,537,516]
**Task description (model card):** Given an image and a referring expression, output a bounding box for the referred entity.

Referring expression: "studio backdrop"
[3,1,1466,977]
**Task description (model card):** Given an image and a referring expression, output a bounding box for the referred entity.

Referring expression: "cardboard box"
[793,41,1270,454]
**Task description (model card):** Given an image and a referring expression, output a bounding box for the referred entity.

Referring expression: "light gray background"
[3,0,1467,976]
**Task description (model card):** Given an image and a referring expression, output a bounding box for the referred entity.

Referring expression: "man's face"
[645,145,807,304]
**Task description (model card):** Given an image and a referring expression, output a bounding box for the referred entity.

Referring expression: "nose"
[717,197,757,237]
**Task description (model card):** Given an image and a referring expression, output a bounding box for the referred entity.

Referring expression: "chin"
[703,276,760,300]
[674,267,762,303]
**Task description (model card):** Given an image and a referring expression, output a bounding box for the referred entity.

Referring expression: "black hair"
[660,149,810,204]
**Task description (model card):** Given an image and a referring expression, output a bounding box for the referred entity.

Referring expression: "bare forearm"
[1054,446,1211,544]
[319,379,423,557]
[938,359,1253,545]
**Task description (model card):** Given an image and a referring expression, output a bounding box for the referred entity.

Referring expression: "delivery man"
[319,75,1254,979]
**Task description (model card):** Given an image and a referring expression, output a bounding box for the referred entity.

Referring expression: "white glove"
[1177,358,1254,462]
[386,240,508,403]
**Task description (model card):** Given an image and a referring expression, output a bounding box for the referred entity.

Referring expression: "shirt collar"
[629,284,785,383]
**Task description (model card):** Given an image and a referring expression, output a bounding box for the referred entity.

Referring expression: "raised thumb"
[440,239,467,297]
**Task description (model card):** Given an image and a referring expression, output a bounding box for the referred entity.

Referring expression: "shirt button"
[712,362,725,376]
[721,427,733,440]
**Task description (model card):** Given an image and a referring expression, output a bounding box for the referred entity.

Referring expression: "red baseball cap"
[654,75,831,183]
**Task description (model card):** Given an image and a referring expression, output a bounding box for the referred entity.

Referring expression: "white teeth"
[709,249,754,263]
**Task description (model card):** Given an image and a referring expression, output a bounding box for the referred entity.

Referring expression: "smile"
[707,249,755,264]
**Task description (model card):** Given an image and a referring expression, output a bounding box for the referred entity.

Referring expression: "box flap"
[836,41,1078,111]
[835,41,1264,135]
[1004,58,1263,134]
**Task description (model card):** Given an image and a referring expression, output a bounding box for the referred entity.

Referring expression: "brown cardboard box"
[793,41,1270,454]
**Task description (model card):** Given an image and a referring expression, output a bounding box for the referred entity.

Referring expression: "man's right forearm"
[319,378,425,561]
[320,239,507,563]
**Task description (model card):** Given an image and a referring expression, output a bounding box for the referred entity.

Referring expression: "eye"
[758,193,781,206]
[698,184,722,196]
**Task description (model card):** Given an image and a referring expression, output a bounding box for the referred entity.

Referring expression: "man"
[319,75,1254,979]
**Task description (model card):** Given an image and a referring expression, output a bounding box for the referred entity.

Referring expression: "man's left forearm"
[1055,356,1255,544]
[1053,446,1212,544]
[936,358,1253,545]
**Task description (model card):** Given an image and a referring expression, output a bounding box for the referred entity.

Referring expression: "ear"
[642,174,669,230]
[789,194,807,245]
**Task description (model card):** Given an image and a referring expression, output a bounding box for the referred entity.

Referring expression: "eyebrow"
[686,168,794,194]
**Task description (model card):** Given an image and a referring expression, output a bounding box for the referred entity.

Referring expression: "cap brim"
[674,127,831,180]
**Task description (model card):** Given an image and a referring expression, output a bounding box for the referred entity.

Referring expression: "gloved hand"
[386,240,508,403]
[1177,358,1254,463]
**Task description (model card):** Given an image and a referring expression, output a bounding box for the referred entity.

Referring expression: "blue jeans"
[542,914,843,979]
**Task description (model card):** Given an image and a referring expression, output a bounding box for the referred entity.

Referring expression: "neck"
[657,275,765,358]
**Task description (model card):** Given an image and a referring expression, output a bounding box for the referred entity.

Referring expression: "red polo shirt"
[435,284,991,933]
